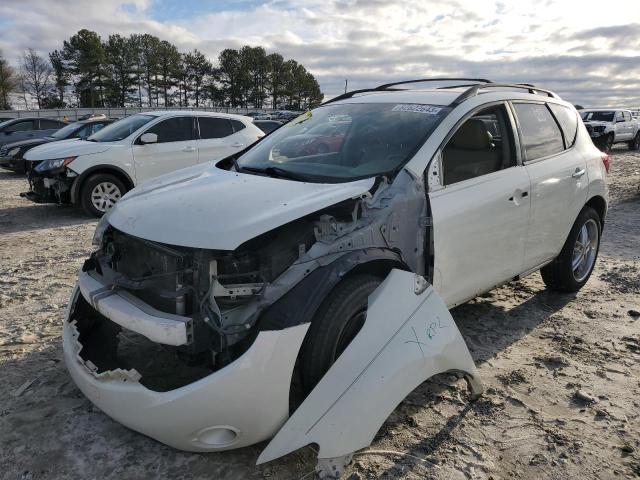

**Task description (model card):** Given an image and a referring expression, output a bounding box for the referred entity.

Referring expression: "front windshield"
[581,111,614,122]
[88,114,154,142]
[236,103,451,182]
[51,122,81,139]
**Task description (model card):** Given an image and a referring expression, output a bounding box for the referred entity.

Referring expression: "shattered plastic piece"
[258,269,482,465]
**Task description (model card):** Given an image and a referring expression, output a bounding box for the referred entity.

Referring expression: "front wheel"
[628,132,640,151]
[600,133,614,153]
[300,274,381,393]
[541,207,601,292]
[80,173,126,217]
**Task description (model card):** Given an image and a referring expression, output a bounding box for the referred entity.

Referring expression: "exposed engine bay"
[76,170,430,389]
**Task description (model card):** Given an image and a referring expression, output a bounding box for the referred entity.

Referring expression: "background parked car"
[0,118,112,173]
[254,120,283,134]
[580,109,640,152]
[22,111,264,216]
[0,117,67,148]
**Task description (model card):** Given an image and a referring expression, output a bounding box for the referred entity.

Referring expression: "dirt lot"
[0,149,639,480]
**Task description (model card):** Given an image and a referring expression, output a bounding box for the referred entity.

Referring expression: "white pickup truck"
[580,108,640,152]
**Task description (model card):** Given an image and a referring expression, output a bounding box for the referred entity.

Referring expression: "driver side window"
[442,105,515,185]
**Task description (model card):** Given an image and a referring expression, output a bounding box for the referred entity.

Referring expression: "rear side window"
[144,117,194,143]
[230,119,246,133]
[623,111,632,122]
[40,119,64,129]
[4,120,36,132]
[548,103,578,148]
[513,103,564,161]
[198,117,233,139]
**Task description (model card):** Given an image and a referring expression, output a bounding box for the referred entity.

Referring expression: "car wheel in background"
[80,173,126,217]
[628,133,640,151]
[601,133,614,153]
[541,206,601,293]
[300,274,381,393]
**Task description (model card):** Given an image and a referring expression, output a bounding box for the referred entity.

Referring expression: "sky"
[1,0,640,107]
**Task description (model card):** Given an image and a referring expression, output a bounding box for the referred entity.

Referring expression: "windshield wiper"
[240,165,310,182]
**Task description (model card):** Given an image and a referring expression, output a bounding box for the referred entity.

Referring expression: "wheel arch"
[71,165,135,205]
[256,248,409,333]
[585,195,607,227]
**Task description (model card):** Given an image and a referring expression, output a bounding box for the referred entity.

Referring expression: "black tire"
[300,274,381,392]
[80,173,127,217]
[600,133,614,153]
[628,132,640,151]
[540,207,601,292]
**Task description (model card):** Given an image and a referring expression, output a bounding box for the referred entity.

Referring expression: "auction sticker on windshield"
[392,104,442,114]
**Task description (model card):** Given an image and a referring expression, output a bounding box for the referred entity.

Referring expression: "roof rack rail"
[450,83,558,106]
[322,78,493,105]
[321,79,558,107]
[375,78,492,90]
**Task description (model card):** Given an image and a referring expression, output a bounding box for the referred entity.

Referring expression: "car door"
[131,116,198,182]
[428,102,530,307]
[515,102,588,270]
[0,119,38,146]
[613,111,628,141]
[622,111,633,140]
[196,117,246,163]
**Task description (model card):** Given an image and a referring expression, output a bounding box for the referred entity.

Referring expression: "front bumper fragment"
[78,270,192,346]
[22,171,73,204]
[64,285,309,451]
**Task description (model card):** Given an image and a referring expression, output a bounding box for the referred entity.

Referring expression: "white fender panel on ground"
[257,269,483,464]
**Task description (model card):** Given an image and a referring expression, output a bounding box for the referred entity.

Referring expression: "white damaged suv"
[63,79,608,476]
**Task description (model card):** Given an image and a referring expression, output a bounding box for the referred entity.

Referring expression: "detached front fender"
[258,269,482,466]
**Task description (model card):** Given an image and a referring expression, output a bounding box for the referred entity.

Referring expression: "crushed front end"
[20,159,76,204]
[64,218,320,450]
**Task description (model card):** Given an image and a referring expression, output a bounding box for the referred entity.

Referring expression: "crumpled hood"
[108,164,375,250]
[23,139,114,161]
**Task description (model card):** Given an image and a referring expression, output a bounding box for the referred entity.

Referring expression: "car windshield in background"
[236,103,451,183]
[88,114,154,142]
[581,111,614,122]
[50,122,81,139]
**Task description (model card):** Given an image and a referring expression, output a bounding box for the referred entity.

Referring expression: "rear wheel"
[300,274,381,393]
[80,173,126,217]
[541,207,601,292]
[628,132,640,151]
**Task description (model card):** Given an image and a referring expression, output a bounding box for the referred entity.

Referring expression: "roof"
[328,89,465,106]
[325,79,560,108]
[580,108,629,112]
[142,110,250,120]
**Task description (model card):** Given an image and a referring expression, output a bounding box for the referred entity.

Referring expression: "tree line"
[0,29,323,111]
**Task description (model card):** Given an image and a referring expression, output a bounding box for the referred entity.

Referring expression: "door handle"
[232,142,244,148]
[572,168,586,178]
[182,146,196,152]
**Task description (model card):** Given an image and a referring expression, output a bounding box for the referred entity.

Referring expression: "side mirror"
[140,133,158,144]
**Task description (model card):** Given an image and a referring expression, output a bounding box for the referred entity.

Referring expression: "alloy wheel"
[571,218,599,282]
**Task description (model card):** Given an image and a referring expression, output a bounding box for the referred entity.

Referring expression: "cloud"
[0,0,639,106]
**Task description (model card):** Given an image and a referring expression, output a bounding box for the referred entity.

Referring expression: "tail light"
[601,154,610,173]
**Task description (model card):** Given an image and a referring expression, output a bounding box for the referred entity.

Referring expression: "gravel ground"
[0,148,639,480]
